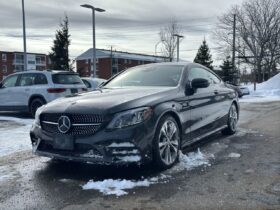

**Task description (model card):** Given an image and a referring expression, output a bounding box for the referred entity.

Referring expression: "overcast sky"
[0,0,244,64]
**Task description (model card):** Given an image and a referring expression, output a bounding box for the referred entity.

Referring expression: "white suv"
[0,70,87,117]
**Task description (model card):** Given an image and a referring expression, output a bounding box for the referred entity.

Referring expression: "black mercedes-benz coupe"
[30,62,239,169]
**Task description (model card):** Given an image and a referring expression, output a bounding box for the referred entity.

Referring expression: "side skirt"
[182,125,227,148]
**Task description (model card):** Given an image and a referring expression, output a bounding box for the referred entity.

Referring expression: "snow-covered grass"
[240,73,280,102]
[82,149,213,196]
[0,116,33,157]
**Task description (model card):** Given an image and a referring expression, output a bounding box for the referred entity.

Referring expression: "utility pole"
[22,0,27,71]
[173,34,184,62]
[232,14,236,84]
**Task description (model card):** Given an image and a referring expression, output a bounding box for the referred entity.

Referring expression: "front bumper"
[30,118,156,165]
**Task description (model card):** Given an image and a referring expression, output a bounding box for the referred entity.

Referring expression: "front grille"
[41,113,103,124]
[40,113,104,136]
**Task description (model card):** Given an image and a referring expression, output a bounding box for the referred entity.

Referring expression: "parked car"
[239,86,250,96]
[0,70,87,117]
[225,83,243,98]
[81,77,107,91]
[30,63,239,169]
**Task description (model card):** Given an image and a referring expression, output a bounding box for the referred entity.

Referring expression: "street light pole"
[173,34,184,62]
[81,4,105,78]
[92,8,96,77]
[22,0,27,71]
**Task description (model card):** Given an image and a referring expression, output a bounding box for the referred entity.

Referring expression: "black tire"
[222,103,238,135]
[153,115,181,170]
[29,98,45,118]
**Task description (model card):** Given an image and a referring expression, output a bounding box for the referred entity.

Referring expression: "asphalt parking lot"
[0,101,279,210]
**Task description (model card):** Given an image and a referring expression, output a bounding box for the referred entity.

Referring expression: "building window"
[2,65,7,73]
[138,60,141,65]
[15,54,24,64]
[28,60,36,65]
[14,65,24,72]
[128,59,132,64]
[2,53,7,62]
[36,56,45,65]
[124,59,128,64]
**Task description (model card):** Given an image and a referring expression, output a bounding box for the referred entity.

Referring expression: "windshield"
[104,65,184,88]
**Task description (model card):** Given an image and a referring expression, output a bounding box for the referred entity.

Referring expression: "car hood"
[42,87,178,115]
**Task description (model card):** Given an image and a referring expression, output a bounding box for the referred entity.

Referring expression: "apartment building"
[0,51,49,81]
[76,49,167,79]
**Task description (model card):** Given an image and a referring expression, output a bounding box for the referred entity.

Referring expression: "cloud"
[0,0,244,62]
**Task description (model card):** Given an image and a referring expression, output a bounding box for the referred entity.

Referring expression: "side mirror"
[191,78,210,89]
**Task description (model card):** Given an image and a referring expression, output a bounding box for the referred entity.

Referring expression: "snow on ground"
[240,73,280,102]
[0,165,18,183]
[0,116,33,157]
[83,178,153,196]
[82,149,213,196]
[228,153,241,158]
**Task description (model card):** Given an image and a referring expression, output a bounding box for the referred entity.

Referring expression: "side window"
[206,71,221,84]
[188,67,209,81]
[34,74,48,85]
[2,75,18,88]
[19,74,35,86]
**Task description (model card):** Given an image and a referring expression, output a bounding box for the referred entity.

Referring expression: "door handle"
[214,90,219,94]
[25,88,30,91]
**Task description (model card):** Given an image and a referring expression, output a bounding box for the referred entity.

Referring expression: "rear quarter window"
[52,74,83,85]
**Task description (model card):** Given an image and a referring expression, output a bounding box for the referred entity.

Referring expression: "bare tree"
[159,19,182,61]
[214,0,280,82]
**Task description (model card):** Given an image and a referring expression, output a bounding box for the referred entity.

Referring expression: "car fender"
[153,102,183,139]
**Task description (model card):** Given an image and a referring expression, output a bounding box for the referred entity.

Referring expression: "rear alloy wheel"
[30,98,45,118]
[222,103,238,135]
[154,115,180,169]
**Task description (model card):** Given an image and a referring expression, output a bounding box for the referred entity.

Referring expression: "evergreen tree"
[220,58,234,83]
[49,15,71,70]
[194,39,213,69]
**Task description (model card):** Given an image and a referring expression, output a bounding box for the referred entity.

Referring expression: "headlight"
[107,107,153,129]
[34,105,45,126]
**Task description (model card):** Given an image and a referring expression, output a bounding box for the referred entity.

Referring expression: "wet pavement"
[0,102,279,210]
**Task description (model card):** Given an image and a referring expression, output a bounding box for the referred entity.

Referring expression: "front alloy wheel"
[154,115,180,169]
[222,103,238,135]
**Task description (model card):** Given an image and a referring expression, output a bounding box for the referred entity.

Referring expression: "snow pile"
[241,73,280,102]
[82,149,213,196]
[253,73,280,90]
[82,179,152,196]
[174,149,213,171]
[0,116,33,157]
[228,153,241,158]
[82,174,169,196]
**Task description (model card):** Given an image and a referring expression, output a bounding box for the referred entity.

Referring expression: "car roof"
[10,70,77,75]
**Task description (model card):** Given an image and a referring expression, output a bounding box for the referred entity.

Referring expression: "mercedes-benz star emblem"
[58,116,71,134]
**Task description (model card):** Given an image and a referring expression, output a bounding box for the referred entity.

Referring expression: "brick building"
[76,49,167,79]
[0,51,49,81]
